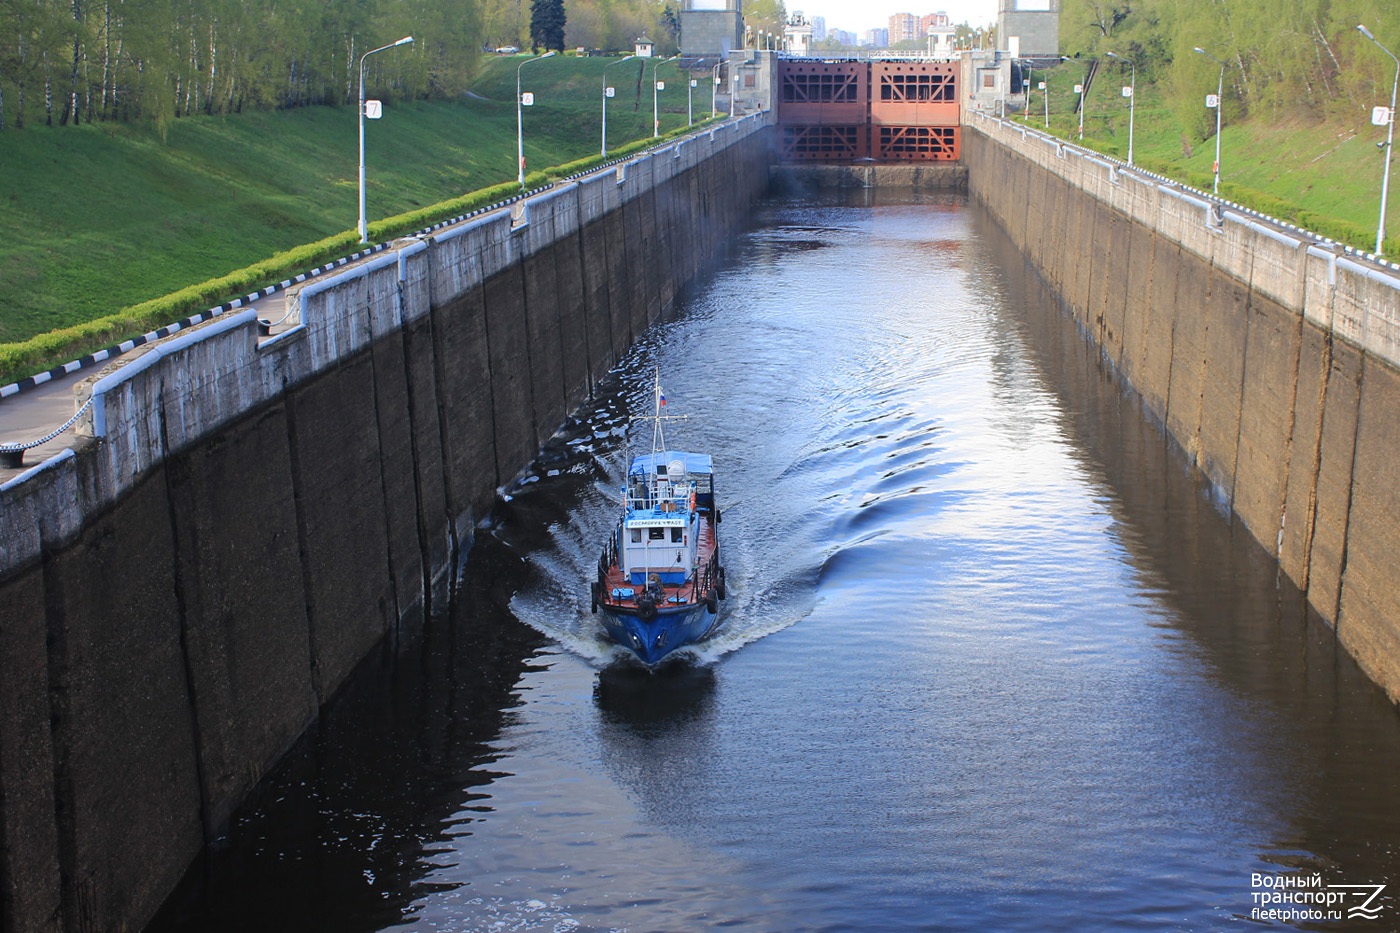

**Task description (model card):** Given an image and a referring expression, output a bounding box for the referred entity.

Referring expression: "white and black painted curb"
[0,183,560,401]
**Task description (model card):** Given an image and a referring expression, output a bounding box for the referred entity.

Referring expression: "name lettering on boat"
[626,517,688,528]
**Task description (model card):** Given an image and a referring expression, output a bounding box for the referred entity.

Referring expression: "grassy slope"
[1038,66,1390,249]
[4,54,1386,350]
[0,55,698,345]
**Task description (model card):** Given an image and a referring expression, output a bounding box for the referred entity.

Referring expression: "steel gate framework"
[776,60,961,162]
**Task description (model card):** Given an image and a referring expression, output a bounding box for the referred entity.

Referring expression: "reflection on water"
[152,189,1400,933]
[595,663,717,729]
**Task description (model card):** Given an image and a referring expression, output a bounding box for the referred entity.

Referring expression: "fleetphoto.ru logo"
[1251,873,1387,923]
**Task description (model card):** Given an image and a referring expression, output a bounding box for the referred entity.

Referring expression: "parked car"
[495,45,520,54]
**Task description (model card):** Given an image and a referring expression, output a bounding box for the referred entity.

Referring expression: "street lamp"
[1042,71,1049,128]
[1193,47,1226,195]
[1359,24,1399,255]
[602,55,636,157]
[1019,64,1037,123]
[1106,51,1137,166]
[517,50,556,189]
[712,60,723,118]
[358,35,413,243]
[653,55,678,138]
[688,71,699,125]
[1059,56,1087,141]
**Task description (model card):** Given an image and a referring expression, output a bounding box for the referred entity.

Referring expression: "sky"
[790,0,1000,36]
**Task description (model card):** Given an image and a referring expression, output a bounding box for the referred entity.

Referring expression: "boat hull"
[600,600,719,666]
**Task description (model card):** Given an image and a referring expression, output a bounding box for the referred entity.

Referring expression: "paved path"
[0,267,310,485]
[0,374,85,482]
[0,291,288,485]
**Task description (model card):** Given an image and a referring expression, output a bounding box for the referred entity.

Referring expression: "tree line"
[0,0,709,131]
[0,0,485,130]
[1060,0,1400,138]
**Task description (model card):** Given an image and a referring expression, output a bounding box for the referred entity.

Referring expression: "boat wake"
[501,355,818,670]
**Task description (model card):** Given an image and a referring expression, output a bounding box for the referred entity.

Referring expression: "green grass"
[11,53,1389,386]
[0,54,709,356]
[1029,65,1391,251]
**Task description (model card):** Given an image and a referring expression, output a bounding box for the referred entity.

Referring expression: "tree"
[530,0,565,52]
[743,0,785,46]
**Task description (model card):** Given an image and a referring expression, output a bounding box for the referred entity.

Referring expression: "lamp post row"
[1039,30,1395,255]
[363,35,1393,253]
[363,46,707,239]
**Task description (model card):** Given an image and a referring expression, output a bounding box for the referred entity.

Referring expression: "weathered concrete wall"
[965,113,1400,705]
[0,115,773,933]
[770,163,968,190]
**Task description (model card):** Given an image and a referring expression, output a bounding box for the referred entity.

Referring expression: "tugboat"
[591,372,725,665]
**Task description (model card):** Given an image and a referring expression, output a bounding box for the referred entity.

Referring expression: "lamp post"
[1060,56,1086,141]
[602,54,636,157]
[1024,61,1036,121]
[1106,51,1137,166]
[687,61,699,125]
[517,50,556,189]
[653,54,677,138]
[1193,47,1226,195]
[1359,24,1399,255]
[712,60,723,118]
[358,35,413,243]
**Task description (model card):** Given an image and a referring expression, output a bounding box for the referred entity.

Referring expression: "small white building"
[635,35,655,57]
[785,11,813,56]
[927,23,957,56]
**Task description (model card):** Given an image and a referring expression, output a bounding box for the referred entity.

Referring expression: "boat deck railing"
[596,512,722,609]
[623,482,696,516]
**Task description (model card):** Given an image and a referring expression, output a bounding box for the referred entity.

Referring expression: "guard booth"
[776,59,961,162]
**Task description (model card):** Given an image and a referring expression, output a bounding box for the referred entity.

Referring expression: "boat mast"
[651,367,667,460]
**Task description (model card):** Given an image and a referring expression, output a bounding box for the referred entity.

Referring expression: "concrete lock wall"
[0,114,773,933]
[963,113,1400,706]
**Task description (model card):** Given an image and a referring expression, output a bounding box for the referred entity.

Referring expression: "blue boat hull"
[600,600,719,666]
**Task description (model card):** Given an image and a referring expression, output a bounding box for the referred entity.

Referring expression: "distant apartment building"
[865,27,890,47]
[811,16,827,41]
[888,13,920,43]
[829,28,858,47]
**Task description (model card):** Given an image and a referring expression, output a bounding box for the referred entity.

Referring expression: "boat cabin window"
[631,529,642,543]
[648,528,665,541]
[670,528,683,543]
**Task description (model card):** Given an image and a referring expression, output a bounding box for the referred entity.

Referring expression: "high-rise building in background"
[865,27,890,46]
[811,16,827,41]
[888,13,919,42]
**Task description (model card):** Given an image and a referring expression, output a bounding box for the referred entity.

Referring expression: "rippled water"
[152,190,1400,932]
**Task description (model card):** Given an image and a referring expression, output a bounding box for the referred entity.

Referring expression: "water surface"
[151,190,1400,932]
